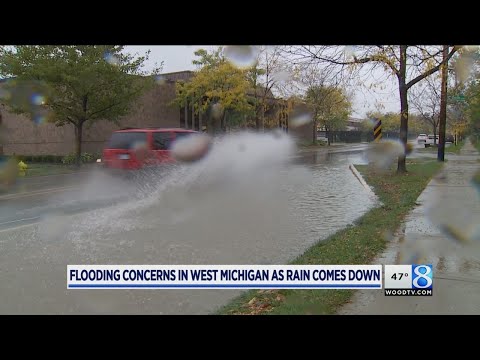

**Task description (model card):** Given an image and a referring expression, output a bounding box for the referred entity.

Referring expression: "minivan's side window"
[107,132,147,149]
[173,132,194,142]
[153,132,172,150]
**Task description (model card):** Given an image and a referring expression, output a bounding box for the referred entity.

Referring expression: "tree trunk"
[397,86,409,172]
[312,114,317,144]
[397,46,408,173]
[327,127,331,146]
[255,101,261,131]
[438,45,448,162]
[433,124,437,145]
[260,110,265,133]
[75,122,83,167]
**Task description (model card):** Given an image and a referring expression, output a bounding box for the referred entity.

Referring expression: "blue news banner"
[67,265,382,289]
[67,264,433,295]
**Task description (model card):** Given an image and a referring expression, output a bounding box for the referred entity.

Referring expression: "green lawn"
[475,138,480,153]
[472,136,480,185]
[297,140,328,149]
[217,159,443,315]
[22,163,79,177]
[417,140,464,154]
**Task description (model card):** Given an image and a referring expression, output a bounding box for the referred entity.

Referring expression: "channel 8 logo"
[411,264,433,289]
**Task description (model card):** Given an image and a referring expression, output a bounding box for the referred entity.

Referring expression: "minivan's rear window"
[107,132,147,149]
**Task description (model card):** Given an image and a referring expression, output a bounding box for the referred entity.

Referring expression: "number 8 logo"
[413,265,433,288]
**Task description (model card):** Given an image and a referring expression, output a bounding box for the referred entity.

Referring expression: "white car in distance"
[417,134,428,144]
[425,134,439,147]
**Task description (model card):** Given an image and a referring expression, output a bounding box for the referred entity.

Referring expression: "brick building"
[0,71,312,156]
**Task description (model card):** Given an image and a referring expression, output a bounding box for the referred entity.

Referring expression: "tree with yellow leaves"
[175,48,254,134]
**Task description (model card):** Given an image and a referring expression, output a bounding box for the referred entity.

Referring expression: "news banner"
[67,264,433,296]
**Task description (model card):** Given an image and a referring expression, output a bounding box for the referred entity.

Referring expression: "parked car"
[417,134,428,144]
[446,134,455,143]
[425,134,439,147]
[101,128,200,170]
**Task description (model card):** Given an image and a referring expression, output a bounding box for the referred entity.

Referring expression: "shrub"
[62,152,98,165]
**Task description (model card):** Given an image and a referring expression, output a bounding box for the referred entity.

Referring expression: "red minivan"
[102,128,199,170]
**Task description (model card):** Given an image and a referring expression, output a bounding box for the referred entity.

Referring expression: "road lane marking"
[0,186,78,201]
[0,222,39,234]
[0,216,41,226]
[19,171,90,179]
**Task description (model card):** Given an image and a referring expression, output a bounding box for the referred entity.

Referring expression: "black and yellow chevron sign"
[373,119,382,142]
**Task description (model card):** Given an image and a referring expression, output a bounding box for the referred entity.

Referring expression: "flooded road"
[0,135,377,314]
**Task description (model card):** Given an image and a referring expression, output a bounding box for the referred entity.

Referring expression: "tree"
[305,85,351,145]
[411,74,442,144]
[449,48,480,142]
[362,111,429,136]
[365,111,401,132]
[175,47,253,134]
[464,78,480,139]
[245,46,287,131]
[0,45,160,165]
[283,45,461,172]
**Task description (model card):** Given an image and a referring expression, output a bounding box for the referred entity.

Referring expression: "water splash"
[289,113,312,128]
[273,70,291,82]
[33,114,47,125]
[211,103,224,120]
[224,46,259,68]
[155,75,166,85]
[31,93,46,106]
[366,140,405,170]
[104,52,120,66]
[171,134,212,163]
[344,46,358,59]
[50,132,296,244]
[455,53,474,84]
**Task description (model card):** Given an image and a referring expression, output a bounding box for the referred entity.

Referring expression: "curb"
[349,164,377,199]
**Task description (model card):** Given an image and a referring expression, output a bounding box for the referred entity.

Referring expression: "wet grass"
[417,140,464,154]
[474,138,480,153]
[22,163,79,177]
[297,140,328,150]
[217,159,443,315]
[470,137,480,185]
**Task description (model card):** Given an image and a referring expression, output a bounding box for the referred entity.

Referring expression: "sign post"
[373,119,382,142]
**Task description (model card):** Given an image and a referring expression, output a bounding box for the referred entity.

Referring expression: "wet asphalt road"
[0,141,436,314]
[0,143,372,232]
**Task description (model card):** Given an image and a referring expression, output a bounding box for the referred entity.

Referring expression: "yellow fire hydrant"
[18,161,28,177]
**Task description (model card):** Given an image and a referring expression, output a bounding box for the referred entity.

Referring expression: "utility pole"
[438,45,449,162]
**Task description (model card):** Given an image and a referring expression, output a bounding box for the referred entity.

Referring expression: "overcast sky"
[124,46,399,118]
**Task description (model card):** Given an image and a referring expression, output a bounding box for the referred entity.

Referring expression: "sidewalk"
[339,139,480,314]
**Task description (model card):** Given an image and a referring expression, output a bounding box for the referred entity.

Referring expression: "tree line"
[1,45,480,171]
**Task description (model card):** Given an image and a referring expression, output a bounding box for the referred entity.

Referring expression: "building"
[346,117,364,131]
[0,71,311,156]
